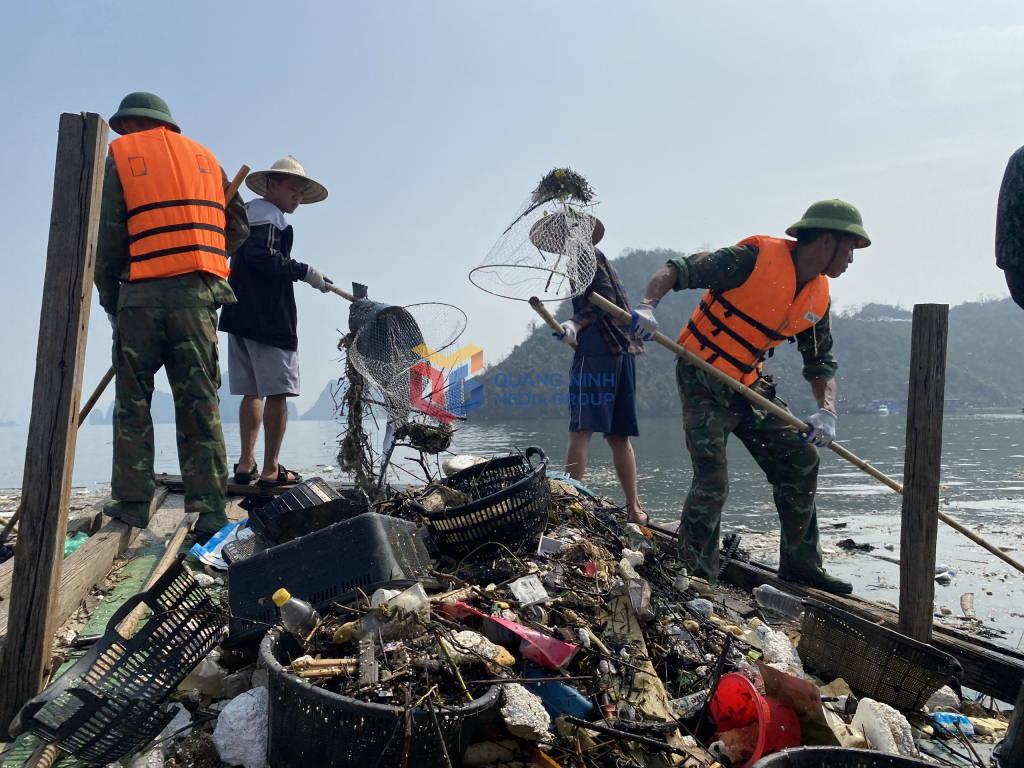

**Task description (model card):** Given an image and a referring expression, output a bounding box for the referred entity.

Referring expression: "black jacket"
[219,200,309,350]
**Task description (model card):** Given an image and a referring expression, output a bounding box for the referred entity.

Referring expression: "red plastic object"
[709,673,801,768]
[582,561,597,578]
[438,600,578,669]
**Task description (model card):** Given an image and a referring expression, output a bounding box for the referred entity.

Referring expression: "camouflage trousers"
[110,306,228,534]
[675,360,823,585]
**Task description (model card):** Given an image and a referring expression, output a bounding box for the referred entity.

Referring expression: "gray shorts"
[227,334,300,397]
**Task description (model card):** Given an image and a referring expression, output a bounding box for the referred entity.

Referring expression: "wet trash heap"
[3,448,1014,768]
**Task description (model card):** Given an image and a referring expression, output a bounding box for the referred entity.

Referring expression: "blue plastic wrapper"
[931,711,975,736]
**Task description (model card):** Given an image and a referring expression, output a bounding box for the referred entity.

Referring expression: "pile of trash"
[2,449,1013,768]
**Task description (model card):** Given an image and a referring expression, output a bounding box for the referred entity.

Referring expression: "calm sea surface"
[1,410,1021,654]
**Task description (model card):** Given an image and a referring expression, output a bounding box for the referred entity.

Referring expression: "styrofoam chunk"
[212,687,270,768]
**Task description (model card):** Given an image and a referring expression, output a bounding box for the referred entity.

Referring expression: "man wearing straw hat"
[96,92,250,541]
[219,156,333,488]
[629,200,871,596]
[539,212,649,525]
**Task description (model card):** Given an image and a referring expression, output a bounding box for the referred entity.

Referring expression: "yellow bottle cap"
[272,588,291,607]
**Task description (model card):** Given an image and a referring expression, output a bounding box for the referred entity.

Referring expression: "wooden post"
[898,304,948,643]
[1003,678,1024,767]
[0,113,107,735]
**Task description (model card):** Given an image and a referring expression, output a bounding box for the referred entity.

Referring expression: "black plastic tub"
[260,631,500,768]
[754,746,933,767]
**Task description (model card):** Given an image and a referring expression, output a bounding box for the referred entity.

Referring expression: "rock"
[926,685,961,711]
[851,698,916,757]
[212,687,270,768]
[193,573,215,587]
[129,750,163,768]
[157,704,192,755]
[969,717,1007,737]
[499,683,551,740]
[685,599,713,621]
[940,606,952,616]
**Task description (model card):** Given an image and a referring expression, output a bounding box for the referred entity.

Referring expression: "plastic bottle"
[668,690,707,718]
[752,584,803,619]
[272,588,319,637]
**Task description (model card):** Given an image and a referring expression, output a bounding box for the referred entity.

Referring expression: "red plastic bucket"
[709,673,801,768]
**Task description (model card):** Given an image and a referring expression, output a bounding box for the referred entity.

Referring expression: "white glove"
[553,320,578,346]
[629,303,657,341]
[303,266,333,293]
[107,313,116,330]
[802,408,837,447]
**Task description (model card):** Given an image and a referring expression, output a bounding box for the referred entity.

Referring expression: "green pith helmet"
[786,199,871,248]
[109,92,181,136]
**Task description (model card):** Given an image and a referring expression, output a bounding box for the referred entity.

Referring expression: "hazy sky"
[1,1,1022,421]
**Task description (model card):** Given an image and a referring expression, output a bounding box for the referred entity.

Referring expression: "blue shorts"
[568,329,639,437]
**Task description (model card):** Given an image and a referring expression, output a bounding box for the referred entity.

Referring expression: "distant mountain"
[300,380,345,421]
[89,379,299,424]
[466,247,1024,422]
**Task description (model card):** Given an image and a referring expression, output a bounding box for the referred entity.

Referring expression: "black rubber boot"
[778,567,853,595]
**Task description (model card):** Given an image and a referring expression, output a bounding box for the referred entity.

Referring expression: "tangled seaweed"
[336,332,379,498]
[530,167,595,206]
[393,420,454,455]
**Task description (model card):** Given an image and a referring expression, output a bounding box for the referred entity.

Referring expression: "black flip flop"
[256,466,303,488]
[233,463,259,484]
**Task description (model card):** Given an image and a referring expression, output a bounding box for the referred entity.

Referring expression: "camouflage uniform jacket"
[95,154,250,314]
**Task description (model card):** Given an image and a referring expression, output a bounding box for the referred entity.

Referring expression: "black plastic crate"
[798,598,962,711]
[11,558,225,764]
[411,447,551,562]
[228,513,433,636]
[260,631,499,768]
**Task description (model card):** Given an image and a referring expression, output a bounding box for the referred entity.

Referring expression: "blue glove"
[802,408,837,447]
[629,304,657,341]
[552,320,578,346]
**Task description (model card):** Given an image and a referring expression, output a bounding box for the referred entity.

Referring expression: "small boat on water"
[877,404,890,416]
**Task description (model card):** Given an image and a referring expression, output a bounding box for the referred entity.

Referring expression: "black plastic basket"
[11,558,225,764]
[798,598,962,711]
[228,513,433,638]
[753,746,933,767]
[260,631,499,768]
[413,446,551,561]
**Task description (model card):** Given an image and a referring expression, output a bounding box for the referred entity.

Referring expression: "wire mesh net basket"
[12,558,225,764]
[469,168,600,302]
[347,300,467,424]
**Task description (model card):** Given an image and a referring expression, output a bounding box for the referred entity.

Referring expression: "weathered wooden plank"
[0,487,169,663]
[0,112,108,734]
[720,557,1024,703]
[899,304,948,642]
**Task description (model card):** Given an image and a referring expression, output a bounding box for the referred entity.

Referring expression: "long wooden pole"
[0,113,109,736]
[898,305,948,642]
[115,512,198,639]
[528,296,578,350]
[584,292,1024,578]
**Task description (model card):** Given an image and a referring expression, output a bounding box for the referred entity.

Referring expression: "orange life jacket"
[678,235,830,385]
[109,127,229,281]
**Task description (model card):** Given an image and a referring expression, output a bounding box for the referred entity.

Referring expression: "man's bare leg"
[565,430,593,481]
[606,434,646,524]
[259,394,296,483]
[238,395,263,475]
